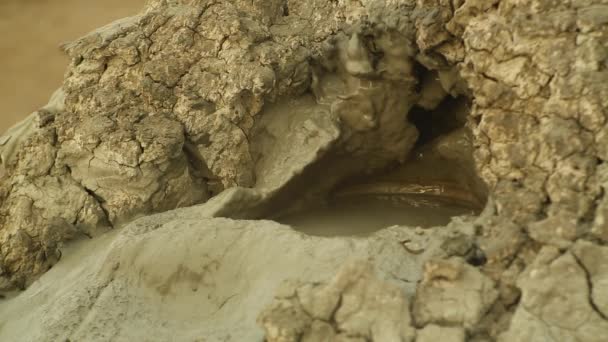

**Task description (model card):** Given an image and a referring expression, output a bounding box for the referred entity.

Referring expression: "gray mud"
[277,195,476,237]
[1,0,607,341]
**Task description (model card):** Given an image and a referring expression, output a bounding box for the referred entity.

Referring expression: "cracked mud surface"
[1,0,608,341]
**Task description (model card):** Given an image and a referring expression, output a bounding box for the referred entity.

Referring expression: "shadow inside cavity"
[273,96,486,237]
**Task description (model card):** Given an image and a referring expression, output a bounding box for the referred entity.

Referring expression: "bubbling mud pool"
[277,192,479,237]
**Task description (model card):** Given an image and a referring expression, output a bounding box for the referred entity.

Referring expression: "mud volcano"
[1,1,608,341]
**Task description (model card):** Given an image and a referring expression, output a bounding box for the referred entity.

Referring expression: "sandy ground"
[0,0,146,133]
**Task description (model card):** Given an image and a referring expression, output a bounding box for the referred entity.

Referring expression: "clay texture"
[1,0,607,341]
[0,207,467,341]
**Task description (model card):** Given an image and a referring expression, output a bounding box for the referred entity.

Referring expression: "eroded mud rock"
[499,246,608,342]
[571,241,608,319]
[413,257,498,330]
[0,0,607,340]
[258,261,416,342]
[460,1,608,228]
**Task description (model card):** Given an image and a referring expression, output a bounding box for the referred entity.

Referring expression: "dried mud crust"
[0,0,607,340]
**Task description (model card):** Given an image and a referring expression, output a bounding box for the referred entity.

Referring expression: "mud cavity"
[276,93,486,237]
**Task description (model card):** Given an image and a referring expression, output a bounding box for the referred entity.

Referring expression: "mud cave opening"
[276,92,488,237]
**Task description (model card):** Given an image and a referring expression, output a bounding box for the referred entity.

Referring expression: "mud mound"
[1,0,607,341]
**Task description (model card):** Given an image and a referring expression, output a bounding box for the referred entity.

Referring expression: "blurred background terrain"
[0,0,146,133]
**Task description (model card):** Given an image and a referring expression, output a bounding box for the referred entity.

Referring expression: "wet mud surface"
[1,0,607,341]
[277,194,476,237]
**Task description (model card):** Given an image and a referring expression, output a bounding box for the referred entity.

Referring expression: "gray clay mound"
[1,0,608,341]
